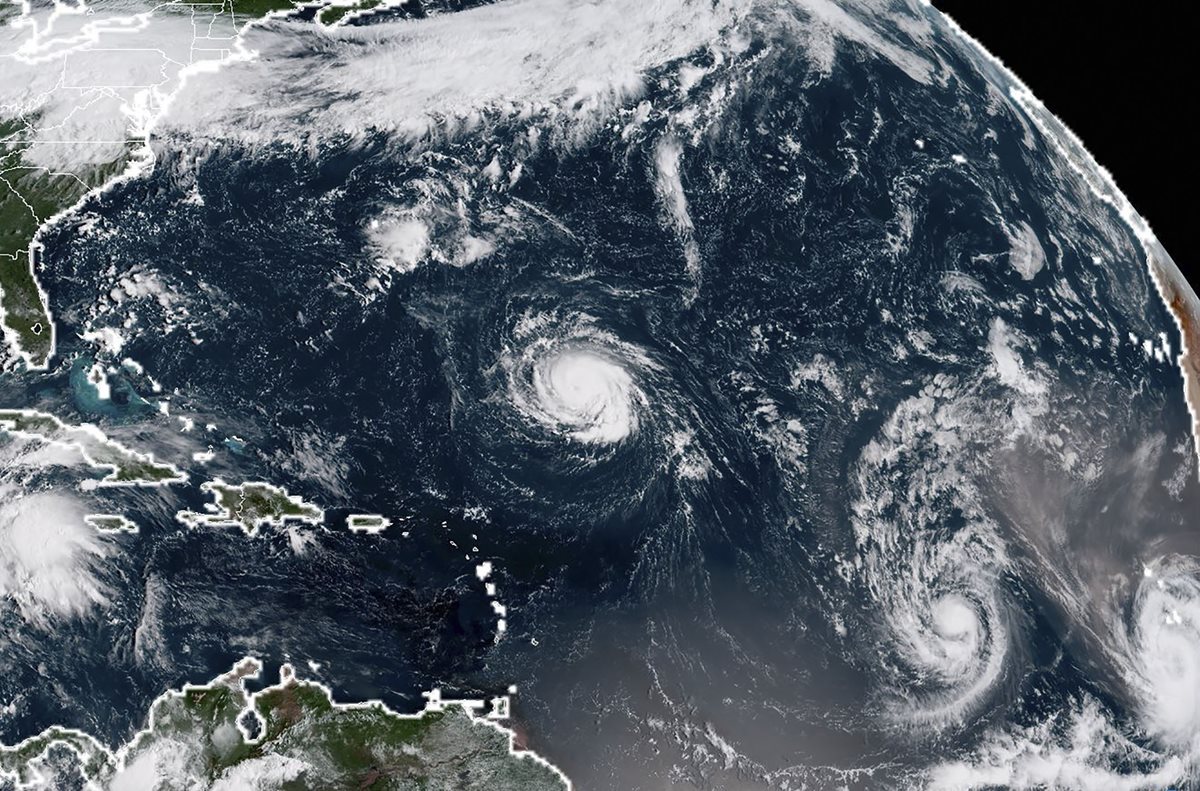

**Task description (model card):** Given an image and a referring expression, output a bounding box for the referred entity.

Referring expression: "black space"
[932,2,1191,274]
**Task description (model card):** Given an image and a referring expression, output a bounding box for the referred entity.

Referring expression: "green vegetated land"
[188,0,382,28]
[0,408,184,485]
[0,407,57,435]
[84,514,137,531]
[228,0,302,21]
[2,0,377,367]
[169,0,301,21]
[1,664,568,790]
[317,0,383,26]
[100,454,182,484]
[0,115,131,367]
[198,480,323,532]
[0,725,109,785]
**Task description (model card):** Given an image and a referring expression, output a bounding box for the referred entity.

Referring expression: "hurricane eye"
[850,389,1012,732]
[505,314,652,446]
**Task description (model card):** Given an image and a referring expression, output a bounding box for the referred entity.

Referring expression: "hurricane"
[0,0,1198,788]
[504,311,652,445]
[850,382,1017,731]
[875,525,1012,730]
[1118,557,1200,752]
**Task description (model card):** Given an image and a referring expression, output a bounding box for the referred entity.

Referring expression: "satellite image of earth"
[1,0,1198,789]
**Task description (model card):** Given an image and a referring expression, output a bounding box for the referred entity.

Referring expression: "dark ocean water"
[1,4,1197,788]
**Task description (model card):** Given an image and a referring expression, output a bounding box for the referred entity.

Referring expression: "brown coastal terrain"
[1149,244,1200,469]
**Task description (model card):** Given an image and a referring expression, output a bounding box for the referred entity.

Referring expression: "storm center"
[532,350,638,444]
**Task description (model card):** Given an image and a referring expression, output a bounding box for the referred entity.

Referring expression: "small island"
[347,513,391,534]
[84,514,138,533]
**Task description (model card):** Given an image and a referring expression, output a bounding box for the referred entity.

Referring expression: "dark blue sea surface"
[0,2,1197,788]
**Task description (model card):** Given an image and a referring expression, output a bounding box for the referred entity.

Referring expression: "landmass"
[0,0,313,371]
[83,514,138,533]
[0,658,570,790]
[346,513,391,534]
[992,75,1200,478]
[227,0,301,21]
[176,478,323,535]
[0,117,133,368]
[1149,247,1200,474]
[0,408,186,486]
[0,0,423,369]
[316,0,385,27]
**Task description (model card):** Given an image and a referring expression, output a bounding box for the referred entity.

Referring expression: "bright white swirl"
[850,385,1012,730]
[871,526,1009,730]
[529,350,639,443]
[1116,557,1200,751]
[923,556,1200,790]
[505,311,655,445]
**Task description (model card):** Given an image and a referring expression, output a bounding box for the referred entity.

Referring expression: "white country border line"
[0,656,573,791]
[931,1,1200,481]
[240,662,573,789]
[0,407,187,487]
[0,0,303,370]
[174,477,324,536]
[0,726,108,791]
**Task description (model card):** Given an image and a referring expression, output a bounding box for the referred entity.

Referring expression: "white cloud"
[369,216,429,273]
[211,754,310,790]
[785,0,936,85]
[987,317,1047,400]
[164,0,753,146]
[110,739,194,791]
[0,487,110,624]
[1115,557,1200,752]
[652,135,701,292]
[1006,221,1047,281]
[0,0,205,168]
[928,695,1191,790]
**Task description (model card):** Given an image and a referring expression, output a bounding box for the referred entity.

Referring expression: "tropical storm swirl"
[0,0,1197,789]
[504,310,653,447]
